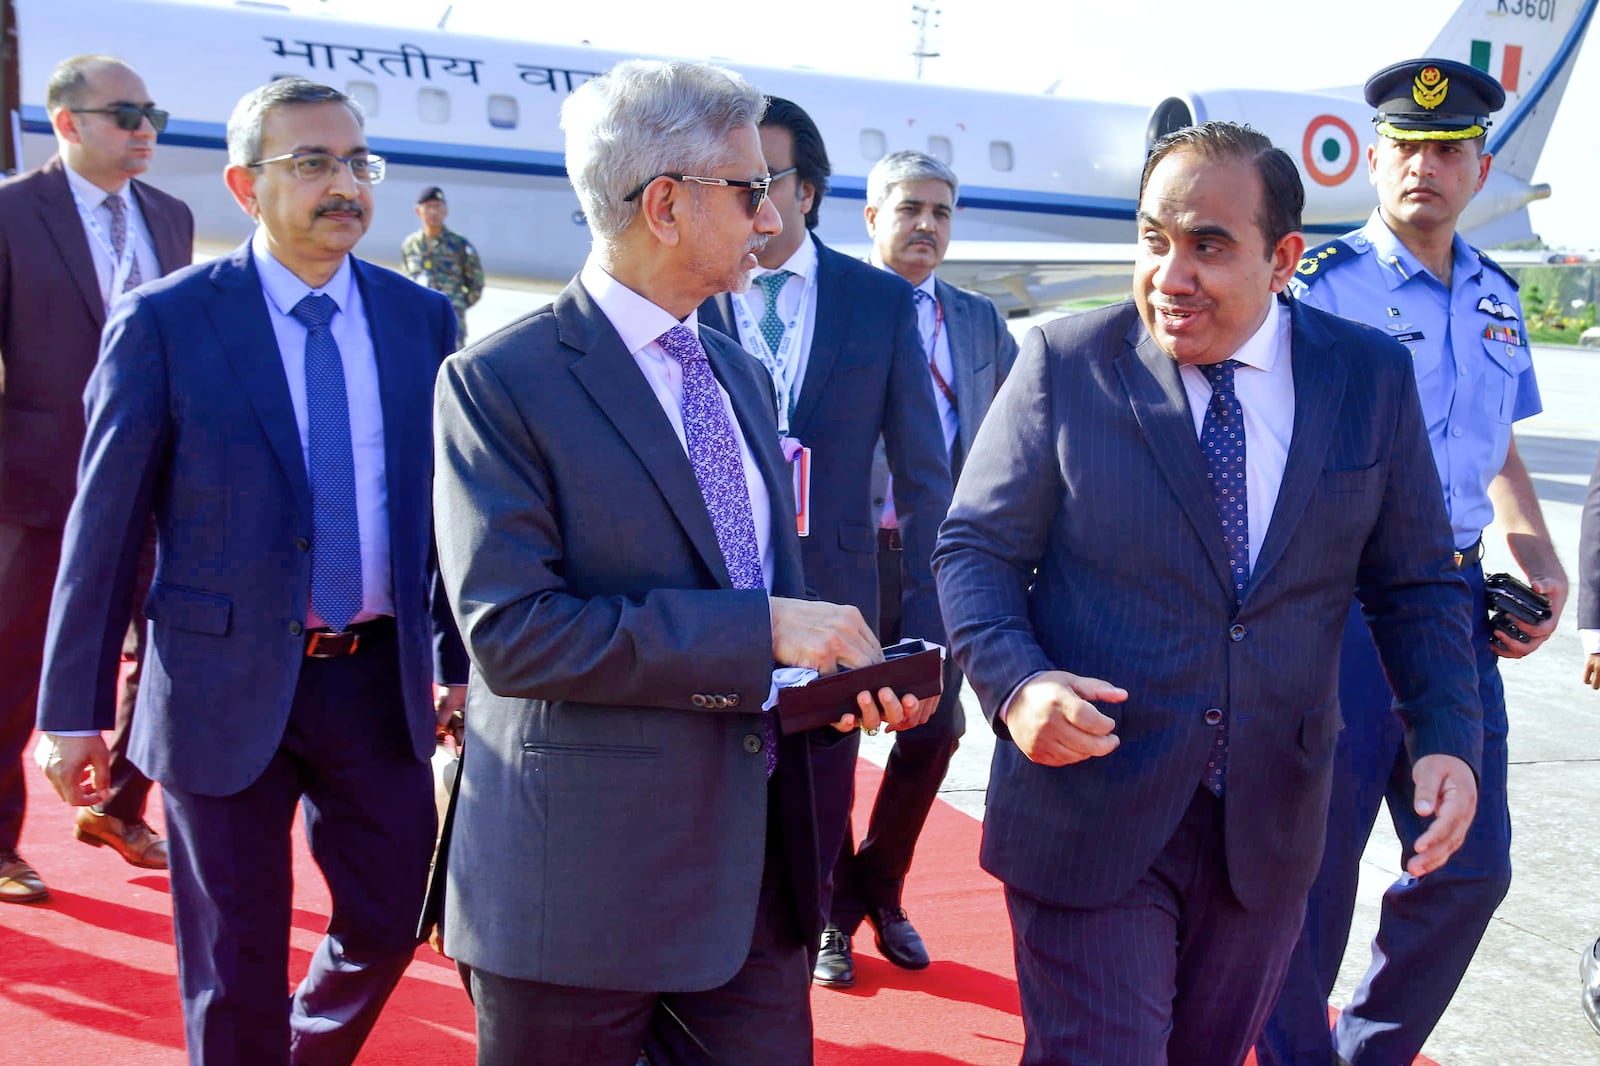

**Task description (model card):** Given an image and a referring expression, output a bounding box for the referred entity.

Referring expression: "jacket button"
[288,620,304,636]
[1204,707,1224,726]
[691,694,708,708]
[743,734,762,754]
[711,695,728,709]
[1228,624,1246,642]
[294,537,310,552]
[727,694,741,708]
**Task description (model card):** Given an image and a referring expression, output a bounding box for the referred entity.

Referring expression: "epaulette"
[1293,239,1361,286]
[1475,250,1519,290]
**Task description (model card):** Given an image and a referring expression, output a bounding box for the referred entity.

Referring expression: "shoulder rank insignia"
[1477,293,1518,320]
[1294,239,1359,284]
[1475,250,1520,289]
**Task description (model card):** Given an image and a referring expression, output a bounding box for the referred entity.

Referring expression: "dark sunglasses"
[72,104,169,133]
[623,171,780,215]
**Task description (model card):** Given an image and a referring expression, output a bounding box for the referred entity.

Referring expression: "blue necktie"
[754,270,793,353]
[291,293,362,634]
[658,325,774,775]
[1199,358,1247,795]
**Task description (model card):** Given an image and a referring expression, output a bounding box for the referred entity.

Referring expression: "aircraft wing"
[832,240,1138,315]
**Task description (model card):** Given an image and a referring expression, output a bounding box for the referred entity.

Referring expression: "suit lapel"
[1117,323,1235,597]
[208,241,313,520]
[131,180,189,275]
[352,260,424,541]
[37,159,106,328]
[562,283,735,588]
[788,235,846,436]
[1249,297,1346,590]
[936,278,985,453]
[704,331,805,598]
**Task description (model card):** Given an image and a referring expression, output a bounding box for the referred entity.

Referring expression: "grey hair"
[561,59,766,240]
[225,78,363,167]
[866,150,960,209]
[46,55,132,113]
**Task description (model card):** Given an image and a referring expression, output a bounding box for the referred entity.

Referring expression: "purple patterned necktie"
[658,325,775,774]
[104,194,144,294]
[1199,358,1247,796]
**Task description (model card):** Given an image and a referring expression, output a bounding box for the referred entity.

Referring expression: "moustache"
[315,201,365,218]
[905,235,938,248]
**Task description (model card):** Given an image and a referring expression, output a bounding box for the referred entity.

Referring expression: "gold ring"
[865,727,879,737]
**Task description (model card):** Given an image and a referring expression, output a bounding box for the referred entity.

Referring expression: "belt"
[1454,538,1484,570]
[304,615,394,658]
[878,527,903,552]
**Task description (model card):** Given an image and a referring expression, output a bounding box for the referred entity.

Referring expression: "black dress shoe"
[814,926,855,988]
[869,906,930,970]
[1581,935,1600,1037]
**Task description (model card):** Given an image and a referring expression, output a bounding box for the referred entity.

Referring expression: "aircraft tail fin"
[1423,0,1596,179]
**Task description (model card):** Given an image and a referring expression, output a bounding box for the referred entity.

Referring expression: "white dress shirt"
[63,162,160,311]
[730,234,820,426]
[1177,295,1295,572]
[580,257,775,591]
[251,227,394,626]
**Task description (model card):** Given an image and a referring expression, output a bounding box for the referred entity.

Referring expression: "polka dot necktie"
[753,270,793,353]
[1199,358,1247,795]
[103,193,143,295]
[657,325,775,774]
[291,294,363,634]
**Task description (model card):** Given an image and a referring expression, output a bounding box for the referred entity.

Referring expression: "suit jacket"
[434,279,829,992]
[36,242,460,796]
[700,234,951,642]
[1580,447,1600,631]
[0,155,194,530]
[933,296,1481,913]
[869,275,1020,518]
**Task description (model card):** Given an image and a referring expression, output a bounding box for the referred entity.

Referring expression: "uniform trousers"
[1256,563,1509,1065]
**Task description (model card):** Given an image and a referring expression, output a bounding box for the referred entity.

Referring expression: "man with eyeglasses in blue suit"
[35,77,465,1065]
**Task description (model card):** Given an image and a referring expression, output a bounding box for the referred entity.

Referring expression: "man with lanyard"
[815,149,1018,986]
[400,186,483,348]
[1257,58,1567,1066]
[697,96,951,988]
[0,54,193,903]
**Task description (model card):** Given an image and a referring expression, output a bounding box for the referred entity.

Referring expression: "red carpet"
[3,740,1435,1064]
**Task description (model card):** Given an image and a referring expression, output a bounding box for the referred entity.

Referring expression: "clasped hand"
[769,597,938,734]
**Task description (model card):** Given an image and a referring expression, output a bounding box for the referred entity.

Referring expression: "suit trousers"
[470,797,813,1066]
[827,539,964,933]
[1256,565,1509,1066]
[1006,787,1305,1066]
[161,621,434,1066]
[0,522,61,852]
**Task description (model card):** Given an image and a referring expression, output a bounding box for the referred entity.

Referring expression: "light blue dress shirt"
[1289,210,1541,547]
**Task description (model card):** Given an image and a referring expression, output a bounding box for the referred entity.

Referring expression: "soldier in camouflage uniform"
[401,186,483,347]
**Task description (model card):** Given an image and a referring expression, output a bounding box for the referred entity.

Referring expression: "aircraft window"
[488,94,518,130]
[346,81,379,118]
[990,140,1013,172]
[928,136,952,164]
[860,129,887,162]
[417,87,450,125]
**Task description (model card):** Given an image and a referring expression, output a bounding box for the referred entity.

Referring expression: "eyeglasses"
[71,104,169,133]
[247,151,387,186]
[623,172,777,215]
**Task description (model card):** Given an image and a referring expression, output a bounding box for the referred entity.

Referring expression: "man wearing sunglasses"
[697,99,952,990]
[0,54,192,905]
[35,77,466,1064]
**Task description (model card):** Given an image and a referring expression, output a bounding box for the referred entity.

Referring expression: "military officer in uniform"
[400,185,483,347]
[1257,58,1568,1066]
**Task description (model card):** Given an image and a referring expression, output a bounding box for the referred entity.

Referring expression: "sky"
[300,0,1599,248]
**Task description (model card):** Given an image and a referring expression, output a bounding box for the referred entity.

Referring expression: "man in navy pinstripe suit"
[933,122,1483,1065]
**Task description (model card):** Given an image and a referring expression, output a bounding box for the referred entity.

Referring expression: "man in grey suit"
[933,122,1483,1064]
[432,61,933,1065]
[0,54,193,901]
[818,149,1019,985]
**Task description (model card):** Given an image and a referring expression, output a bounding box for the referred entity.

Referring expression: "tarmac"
[862,341,1600,1065]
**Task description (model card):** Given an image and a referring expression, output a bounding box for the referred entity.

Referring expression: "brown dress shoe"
[0,850,50,903]
[75,807,169,869]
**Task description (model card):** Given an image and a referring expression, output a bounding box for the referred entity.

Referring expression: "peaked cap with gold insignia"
[1365,57,1506,141]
